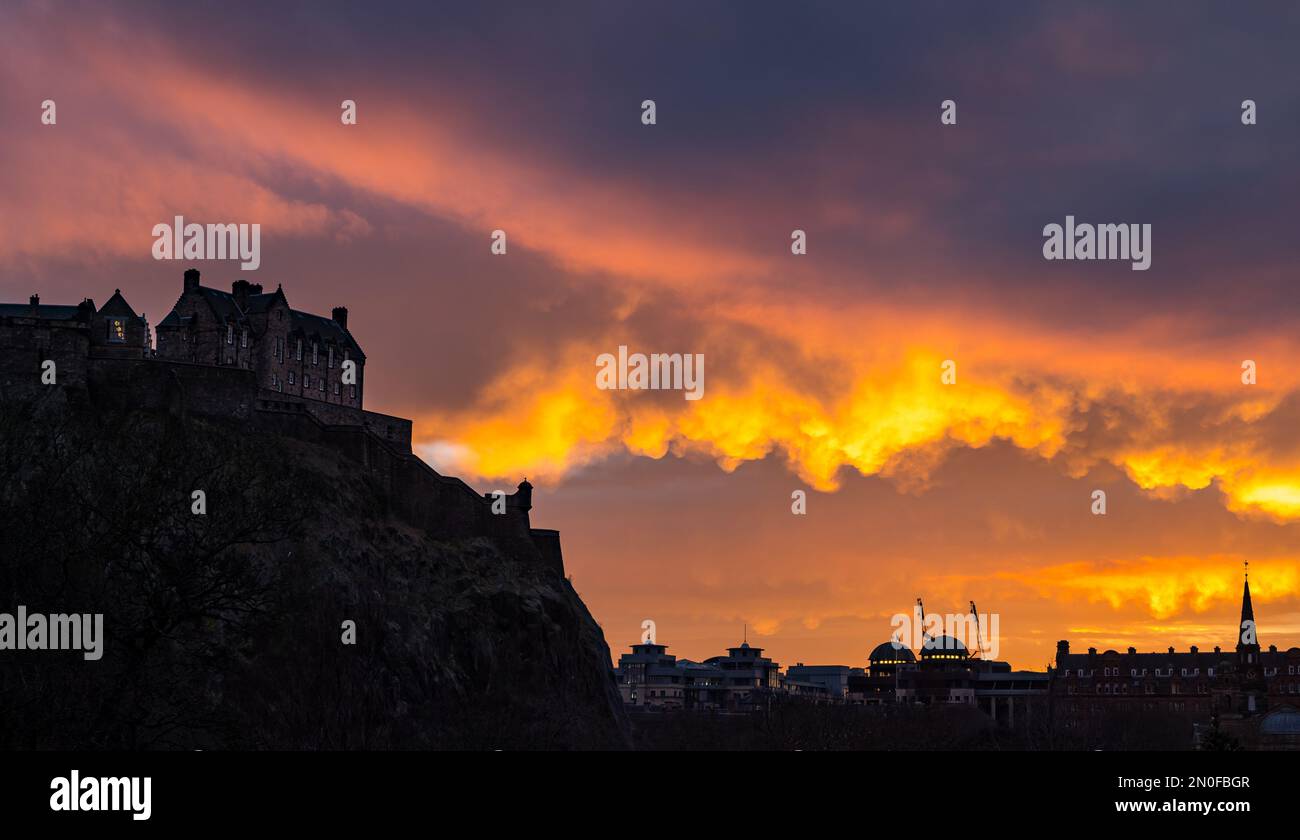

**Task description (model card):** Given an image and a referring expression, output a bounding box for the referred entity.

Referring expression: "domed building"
[920,635,969,666]
[868,641,916,676]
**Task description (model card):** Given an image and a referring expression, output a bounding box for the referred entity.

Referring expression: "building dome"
[920,635,969,660]
[869,641,916,664]
[1260,705,1300,736]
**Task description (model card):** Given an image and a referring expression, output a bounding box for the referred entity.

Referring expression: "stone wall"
[0,317,91,396]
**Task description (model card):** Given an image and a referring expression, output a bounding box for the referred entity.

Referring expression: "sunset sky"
[4,1,1300,670]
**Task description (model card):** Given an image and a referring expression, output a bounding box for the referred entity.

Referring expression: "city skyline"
[4,2,1300,672]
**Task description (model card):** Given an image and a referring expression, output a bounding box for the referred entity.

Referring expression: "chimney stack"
[231,279,251,309]
[1128,647,1136,655]
[184,268,201,292]
[29,294,39,308]
[332,306,348,329]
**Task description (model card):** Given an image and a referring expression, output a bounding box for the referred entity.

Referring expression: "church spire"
[1237,561,1259,661]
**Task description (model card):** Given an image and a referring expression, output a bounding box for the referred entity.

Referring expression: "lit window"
[107,318,126,343]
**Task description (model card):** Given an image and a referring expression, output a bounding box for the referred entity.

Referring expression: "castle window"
[312,342,318,365]
[288,371,295,385]
[303,374,310,389]
[227,324,234,345]
[276,337,284,361]
[350,385,356,400]
[296,339,303,361]
[318,377,325,392]
[333,381,340,396]
[241,329,248,348]
[107,318,126,343]
[328,347,334,369]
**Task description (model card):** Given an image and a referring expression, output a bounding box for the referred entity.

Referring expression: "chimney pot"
[184,268,201,292]
[1128,647,1136,655]
[331,306,348,329]
[29,294,39,308]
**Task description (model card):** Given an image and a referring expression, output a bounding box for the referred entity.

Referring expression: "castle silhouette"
[0,269,560,572]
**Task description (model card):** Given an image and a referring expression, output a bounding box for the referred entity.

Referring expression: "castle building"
[2,270,563,577]
[156,269,364,409]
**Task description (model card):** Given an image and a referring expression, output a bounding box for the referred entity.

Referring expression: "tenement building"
[1051,571,1300,749]
[615,640,780,711]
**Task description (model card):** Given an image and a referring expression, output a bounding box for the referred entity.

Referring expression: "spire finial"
[1244,559,1249,580]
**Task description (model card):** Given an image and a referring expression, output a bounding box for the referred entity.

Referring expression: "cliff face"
[0,394,628,750]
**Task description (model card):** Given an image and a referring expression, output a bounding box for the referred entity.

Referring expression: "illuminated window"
[107,318,126,343]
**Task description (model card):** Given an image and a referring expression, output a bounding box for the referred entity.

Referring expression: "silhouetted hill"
[0,393,628,749]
